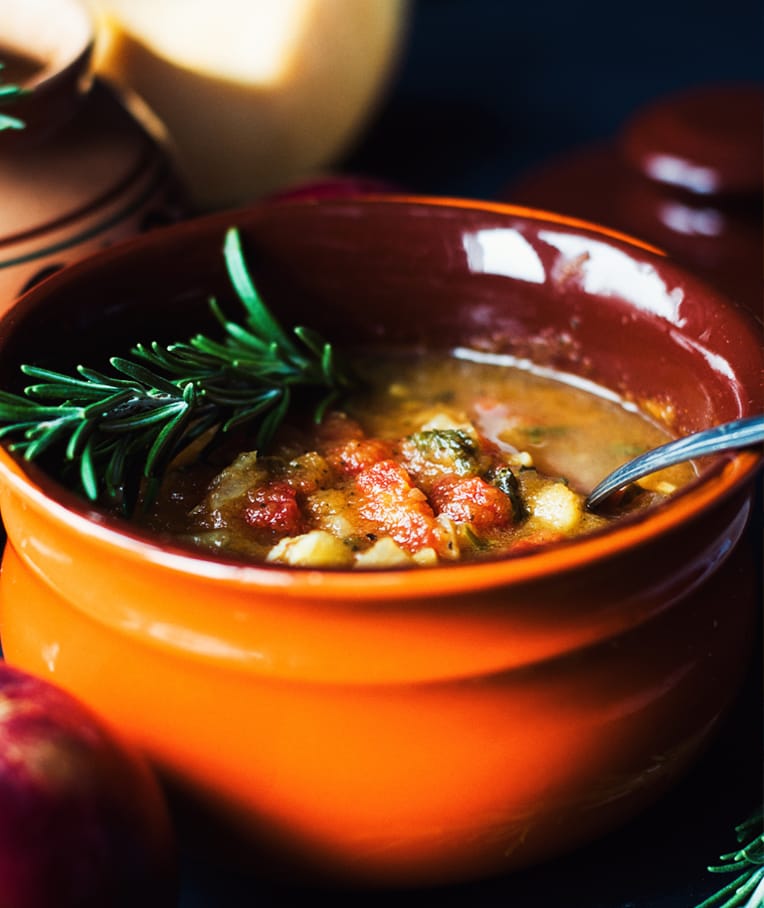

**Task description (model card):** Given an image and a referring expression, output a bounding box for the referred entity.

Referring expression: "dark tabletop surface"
[179,1,763,905]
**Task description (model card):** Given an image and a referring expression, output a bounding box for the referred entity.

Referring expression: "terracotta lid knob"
[620,84,763,197]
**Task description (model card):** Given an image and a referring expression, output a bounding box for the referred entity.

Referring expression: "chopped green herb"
[489,465,527,521]
[410,428,477,475]
[611,442,649,459]
[518,425,569,444]
[460,524,489,550]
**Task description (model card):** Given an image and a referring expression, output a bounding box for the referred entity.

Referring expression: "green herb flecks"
[695,810,764,908]
[489,464,527,522]
[517,424,569,445]
[410,428,478,475]
[0,62,27,131]
[0,227,357,512]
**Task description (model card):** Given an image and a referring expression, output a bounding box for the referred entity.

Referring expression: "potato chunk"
[353,536,415,568]
[266,530,354,567]
[529,482,583,532]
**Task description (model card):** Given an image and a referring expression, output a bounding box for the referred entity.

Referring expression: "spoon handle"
[586,415,764,510]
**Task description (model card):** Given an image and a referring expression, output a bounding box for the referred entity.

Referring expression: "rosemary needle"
[0,62,27,131]
[0,227,357,513]
[695,810,764,908]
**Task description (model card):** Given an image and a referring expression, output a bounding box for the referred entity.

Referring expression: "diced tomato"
[244,480,306,538]
[430,474,513,531]
[355,459,443,553]
[326,437,394,475]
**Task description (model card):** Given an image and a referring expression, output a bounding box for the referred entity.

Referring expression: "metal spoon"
[585,415,764,510]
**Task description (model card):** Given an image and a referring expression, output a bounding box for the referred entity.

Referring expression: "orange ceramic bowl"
[0,197,761,886]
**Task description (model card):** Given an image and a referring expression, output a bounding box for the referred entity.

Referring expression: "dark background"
[347,0,763,201]
[180,1,764,904]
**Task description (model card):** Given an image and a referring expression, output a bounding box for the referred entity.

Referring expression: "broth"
[142,349,695,568]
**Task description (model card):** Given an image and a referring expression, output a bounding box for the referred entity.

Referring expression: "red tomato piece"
[244,480,306,538]
[355,459,443,553]
[326,437,394,475]
[430,474,513,531]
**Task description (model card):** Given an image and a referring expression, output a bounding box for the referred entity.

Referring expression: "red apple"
[0,662,176,907]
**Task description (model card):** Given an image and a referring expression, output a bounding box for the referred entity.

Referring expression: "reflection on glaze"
[41,642,61,674]
[669,332,739,388]
[642,153,719,195]
[127,615,269,664]
[539,231,686,324]
[19,534,74,568]
[463,228,545,283]
[658,201,725,238]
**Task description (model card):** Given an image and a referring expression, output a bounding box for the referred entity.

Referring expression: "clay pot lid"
[620,83,763,197]
[503,83,763,315]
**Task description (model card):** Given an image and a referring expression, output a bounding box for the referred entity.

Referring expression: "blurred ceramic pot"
[87,0,410,210]
[0,0,186,313]
[505,84,764,316]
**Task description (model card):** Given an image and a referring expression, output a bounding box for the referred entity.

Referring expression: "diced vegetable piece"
[408,428,478,475]
[412,546,439,566]
[285,451,332,493]
[430,474,515,532]
[489,465,527,521]
[304,488,358,539]
[354,538,440,568]
[529,482,583,532]
[355,459,446,554]
[326,437,394,475]
[353,536,415,568]
[193,450,262,516]
[244,480,305,538]
[636,473,678,495]
[434,515,461,560]
[267,530,354,567]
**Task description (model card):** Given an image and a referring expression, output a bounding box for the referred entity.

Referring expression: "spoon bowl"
[586,415,764,510]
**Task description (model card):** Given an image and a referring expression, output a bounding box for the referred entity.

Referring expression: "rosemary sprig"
[695,811,764,908]
[0,227,357,512]
[0,62,27,131]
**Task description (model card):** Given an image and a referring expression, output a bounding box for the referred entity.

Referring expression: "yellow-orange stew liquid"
[142,349,695,568]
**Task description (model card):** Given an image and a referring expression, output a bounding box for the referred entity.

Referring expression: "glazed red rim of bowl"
[0,195,760,599]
